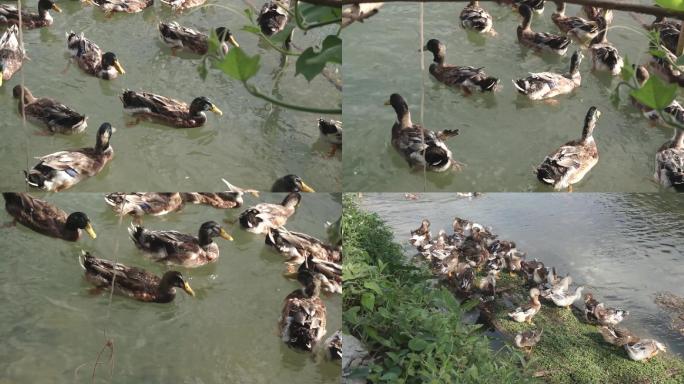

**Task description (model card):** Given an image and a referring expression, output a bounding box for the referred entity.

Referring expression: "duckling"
[66,32,125,80]
[548,286,584,309]
[599,325,637,346]
[160,0,206,11]
[158,22,239,56]
[279,271,327,351]
[3,192,97,241]
[551,1,598,44]
[318,118,342,156]
[0,0,61,29]
[582,6,613,24]
[410,219,431,247]
[513,50,583,100]
[13,85,87,134]
[121,90,222,128]
[514,328,543,352]
[0,25,23,86]
[535,106,600,191]
[424,39,499,94]
[257,0,289,36]
[182,179,259,209]
[589,16,623,76]
[271,175,315,193]
[25,123,114,192]
[655,129,684,191]
[80,251,194,303]
[104,192,185,219]
[517,4,571,55]
[84,0,153,15]
[459,1,494,35]
[386,93,460,172]
[129,221,233,268]
[508,288,542,323]
[239,192,301,234]
[624,339,667,361]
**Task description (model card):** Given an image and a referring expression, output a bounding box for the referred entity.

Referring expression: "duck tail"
[477,76,500,92]
[281,192,302,209]
[78,250,91,270]
[24,170,45,189]
[535,162,560,185]
[512,79,529,94]
[424,146,450,168]
[128,222,145,246]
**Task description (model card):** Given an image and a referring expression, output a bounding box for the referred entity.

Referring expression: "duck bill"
[0,76,3,88]
[219,228,234,241]
[384,100,391,106]
[52,4,63,12]
[85,222,97,239]
[300,182,315,193]
[210,105,223,116]
[183,282,196,297]
[113,60,126,75]
[227,35,240,48]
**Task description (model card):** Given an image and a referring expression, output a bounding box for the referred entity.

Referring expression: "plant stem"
[295,0,343,30]
[243,82,342,114]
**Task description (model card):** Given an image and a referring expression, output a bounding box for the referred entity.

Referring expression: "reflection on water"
[361,193,684,356]
[0,193,341,383]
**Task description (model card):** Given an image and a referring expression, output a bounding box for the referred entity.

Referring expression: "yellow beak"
[52,4,62,12]
[113,60,125,75]
[210,105,223,116]
[0,76,3,88]
[227,35,240,48]
[219,228,233,241]
[300,182,315,193]
[85,222,97,239]
[183,282,196,297]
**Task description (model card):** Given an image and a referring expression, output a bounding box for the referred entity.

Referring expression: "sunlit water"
[360,193,684,356]
[343,2,674,192]
[0,1,341,192]
[0,192,341,383]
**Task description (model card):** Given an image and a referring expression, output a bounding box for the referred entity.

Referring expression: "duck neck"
[429,49,445,66]
[198,229,214,247]
[582,118,596,142]
[555,2,566,15]
[156,278,177,303]
[304,281,321,299]
[393,103,412,128]
[95,136,110,154]
[672,128,684,148]
[469,0,479,6]
[521,11,532,31]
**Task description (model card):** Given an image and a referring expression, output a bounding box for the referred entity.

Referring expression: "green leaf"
[269,24,295,44]
[295,35,342,81]
[364,281,383,294]
[676,55,684,66]
[629,75,678,110]
[361,292,375,311]
[460,299,480,312]
[241,25,261,35]
[298,3,342,25]
[197,58,208,81]
[620,56,634,82]
[656,0,684,12]
[408,337,429,351]
[214,47,261,82]
[650,48,668,59]
[610,89,621,108]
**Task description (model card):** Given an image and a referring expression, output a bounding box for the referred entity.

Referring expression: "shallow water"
[0,192,341,383]
[361,192,684,356]
[0,1,341,192]
[343,2,675,192]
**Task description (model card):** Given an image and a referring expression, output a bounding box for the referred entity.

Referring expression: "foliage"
[656,0,684,12]
[342,195,535,384]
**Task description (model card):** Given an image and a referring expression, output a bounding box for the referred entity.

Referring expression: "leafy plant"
[199,2,342,114]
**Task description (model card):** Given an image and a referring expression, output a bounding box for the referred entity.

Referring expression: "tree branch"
[299,0,684,20]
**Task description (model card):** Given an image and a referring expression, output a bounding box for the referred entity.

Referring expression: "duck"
[517,4,571,55]
[3,192,97,241]
[584,292,600,320]
[13,85,88,134]
[121,90,222,128]
[631,66,684,125]
[279,271,327,351]
[508,288,542,323]
[128,221,233,268]
[504,250,524,276]
[589,17,623,75]
[459,1,494,34]
[322,331,342,361]
[551,1,598,44]
[271,174,316,193]
[160,0,206,11]
[24,122,115,192]
[182,179,260,209]
[285,253,342,294]
[0,25,23,86]
[582,6,613,24]
[513,50,583,100]
[84,0,153,14]
[0,0,61,29]
[535,106,600,191]
[66,32,125,80]
[158,22,239,56]
[591,302,629,326]
[80,251,195,303]
[624,339,667,361]
[104,192,186,219]
[478,270,497,295]
[386,93,460,172]
[423,39,499,94]
[548,286,583,309]
[541,275,572,298]
[514,329,543,352]
[239,192,301,234]
[266,227,341,263]
[521,259,544,281]
[410,219,431,247]
[599,326,638,346]
[648,16,680,54]
[500,0,545,14]
[649,46,684,87]
[655,129,684,191]
[319,118,342,156]
[257,0,289,36]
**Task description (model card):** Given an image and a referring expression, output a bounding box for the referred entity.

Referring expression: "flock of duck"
[0,0,342,191]
[385,0,684,191]
[1,184,342,360]
[408,216,668,361]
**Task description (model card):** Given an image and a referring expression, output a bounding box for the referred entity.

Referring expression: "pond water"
[0,192,341,383]
[343,2,675,192]
[361,192,684,357]
[0,1,341,192]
